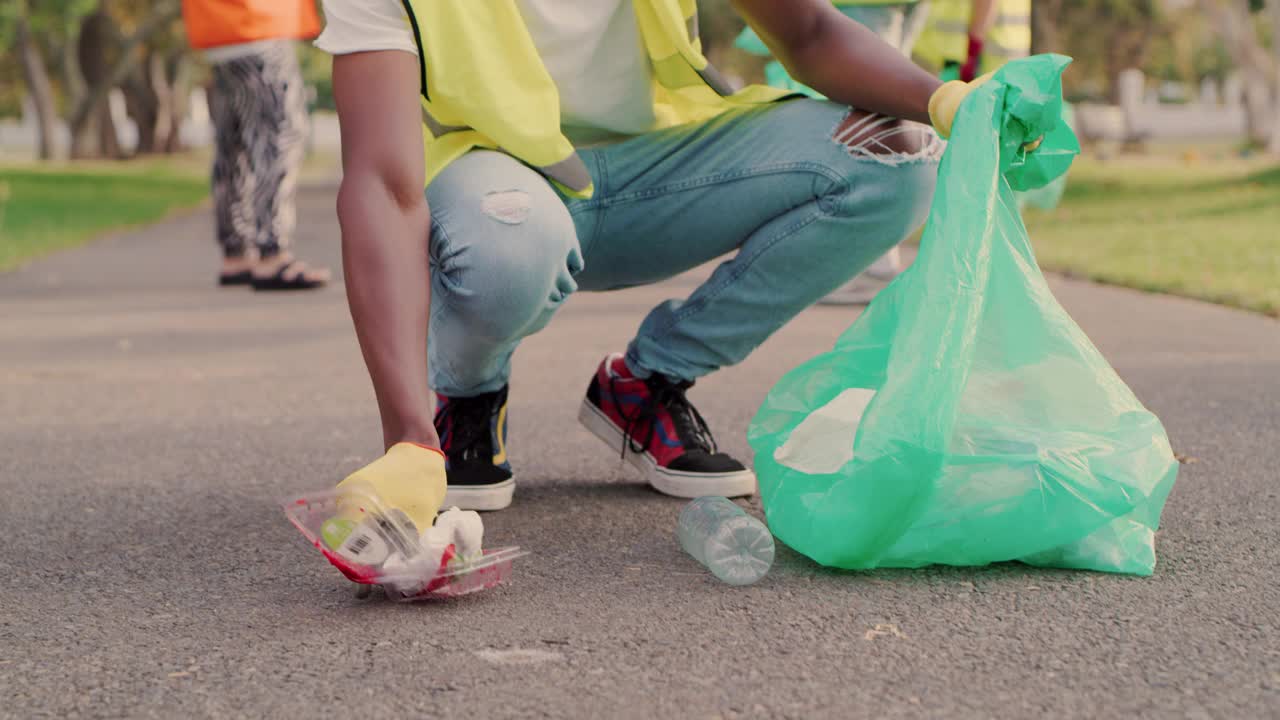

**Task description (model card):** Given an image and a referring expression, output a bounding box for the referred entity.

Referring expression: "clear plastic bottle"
[677,497,775,586]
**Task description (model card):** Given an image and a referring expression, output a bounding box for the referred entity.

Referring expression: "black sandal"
[218,270,253,287]
[251,259,329,291]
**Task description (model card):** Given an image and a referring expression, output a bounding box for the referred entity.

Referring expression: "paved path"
[2,186,1277,718]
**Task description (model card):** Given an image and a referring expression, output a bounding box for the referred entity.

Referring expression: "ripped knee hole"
[831,110,944,165]
[480,190,532,225]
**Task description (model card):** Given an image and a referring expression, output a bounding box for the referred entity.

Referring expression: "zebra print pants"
[208,40,308,259]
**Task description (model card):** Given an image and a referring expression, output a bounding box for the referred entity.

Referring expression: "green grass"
[1025,155,1280,318]
[0,159,209,271]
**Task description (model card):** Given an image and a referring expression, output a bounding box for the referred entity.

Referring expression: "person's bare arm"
[732,0,941,124]
[968,0,999,39]
[333,51,437,450]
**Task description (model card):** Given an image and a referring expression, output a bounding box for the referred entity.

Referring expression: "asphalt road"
[1,185,1277,719]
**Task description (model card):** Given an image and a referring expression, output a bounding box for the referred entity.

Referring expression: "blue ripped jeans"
[425,99,938,397]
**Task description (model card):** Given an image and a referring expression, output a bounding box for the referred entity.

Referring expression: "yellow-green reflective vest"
[914,0,1031,70]
[400,0,792,198]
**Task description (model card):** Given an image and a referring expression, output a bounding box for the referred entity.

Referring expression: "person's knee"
[811,133,938,270]
[464,189,580,298]
[431,179,581,341]
[825,112,939,235]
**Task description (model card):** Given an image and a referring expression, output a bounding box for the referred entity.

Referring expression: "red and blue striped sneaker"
[436,386,515,511]
[578,354,757,498]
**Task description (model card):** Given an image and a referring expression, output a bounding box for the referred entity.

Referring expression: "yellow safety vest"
[914,0,1031,71]
[401,0,791,198]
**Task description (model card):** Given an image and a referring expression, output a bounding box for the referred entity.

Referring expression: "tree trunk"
[1104,21,1155,106]
[70,111,97,159]
[165,53,192,153]
[70,11,118,158]
[61,32,87,105]
[67,3,182,158]
[60,31,90,157]
[1243,77,1270,146]
[71,106,125,160]
[1031,0,1064,55]
[1268,0,1280,154]
[150,53,174,153]
[97,99,123,159]
[1200,0,1279,147]
[15,17,59,160]
[123,55,161,154]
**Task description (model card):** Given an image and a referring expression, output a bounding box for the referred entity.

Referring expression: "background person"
[183,0,332,290]
[915,0,1031,81]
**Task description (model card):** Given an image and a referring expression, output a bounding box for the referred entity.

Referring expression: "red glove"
[959,35,984,82]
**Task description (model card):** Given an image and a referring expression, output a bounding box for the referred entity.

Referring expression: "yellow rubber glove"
[928,73,993,140]
[929,73,1043,151]
[335,442,447,532]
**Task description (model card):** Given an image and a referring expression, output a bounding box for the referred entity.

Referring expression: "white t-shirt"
[315,0,656,144]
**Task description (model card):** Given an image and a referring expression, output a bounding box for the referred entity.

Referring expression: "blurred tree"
[11,0,58,159]
[1200,0,1279,150]
[1,0,98,157]
[74,8,125,158]
[1267,0,1280,151]
[1031,0,1066,54]
[1072,0,1164,103]
[68,1,183,158]
[104,0,192,154]
[1,0,183,159]
[1143,3,1226,93]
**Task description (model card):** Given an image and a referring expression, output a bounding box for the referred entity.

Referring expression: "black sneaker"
[578,354,757,498]
[435,386,515,511]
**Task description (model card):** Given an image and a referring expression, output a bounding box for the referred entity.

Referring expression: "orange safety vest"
[182,0,320,49]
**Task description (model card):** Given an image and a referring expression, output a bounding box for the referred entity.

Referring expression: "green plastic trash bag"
[1019,102,1075,212]
[747,55,1177,576]
[937,61,1073,213]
